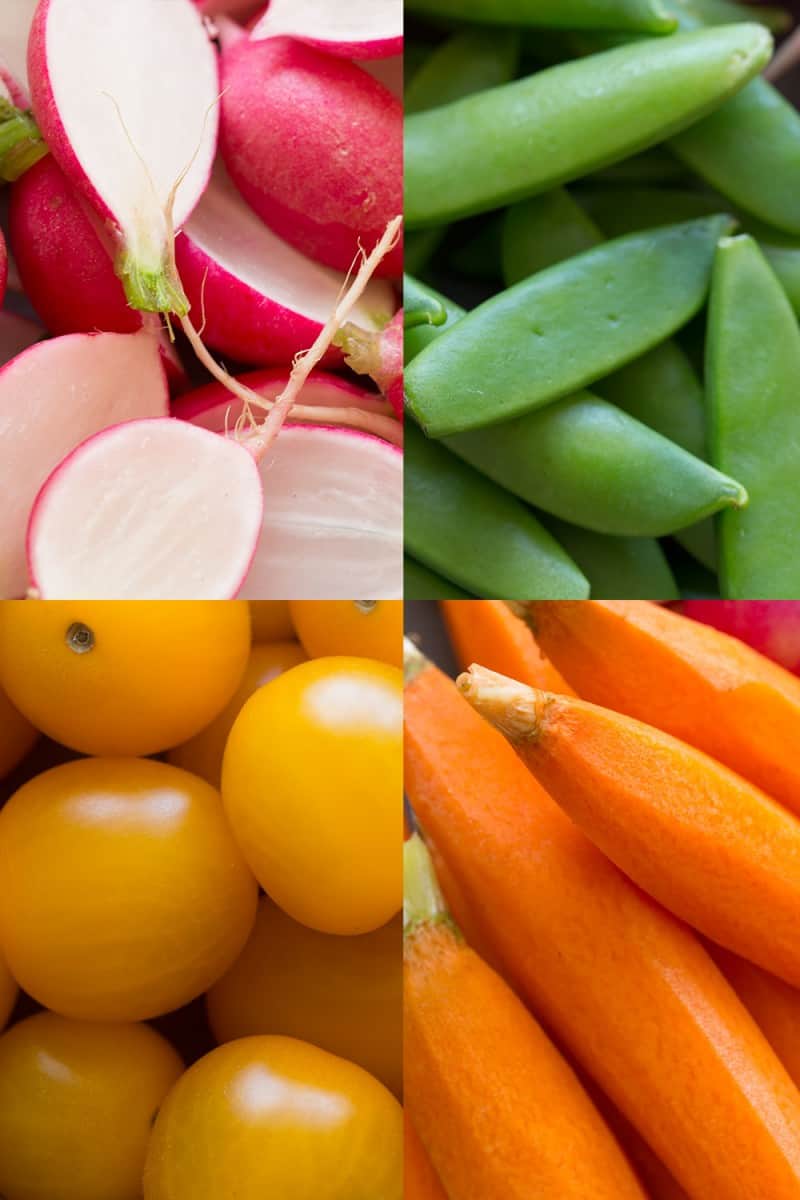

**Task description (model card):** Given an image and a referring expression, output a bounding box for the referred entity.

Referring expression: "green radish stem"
[0,99,47,183]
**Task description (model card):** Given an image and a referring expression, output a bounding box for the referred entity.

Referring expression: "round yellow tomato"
[0,949,17,1032]
[207,898,402,1095]
[169,641,307,786]
[0,758,258,1020]
[0,601,251,756]
[249,601,294,642]
[0,681,38,780]
[0,1011,183,1200]
[144,1035,402,1200]
[222,657,402,935]
[289,601,402,666]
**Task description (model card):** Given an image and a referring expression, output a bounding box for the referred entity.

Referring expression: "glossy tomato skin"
[0,1012,183,1200]
[0,681,38,780]
[0,601,251,756]
[289,600,402,666]
[0,949,16,1032]
[144,1035,403,1200]
[207,898,402,1095]
[169,640,307,787]
[222,656,403,935]
[249,601,295,642]
[0,758,258,1020]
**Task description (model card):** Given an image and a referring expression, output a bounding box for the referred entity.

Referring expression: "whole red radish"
[675,601,800,674]
[220,38,402,277]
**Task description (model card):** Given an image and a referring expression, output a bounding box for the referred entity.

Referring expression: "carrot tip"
[457,664,542,743]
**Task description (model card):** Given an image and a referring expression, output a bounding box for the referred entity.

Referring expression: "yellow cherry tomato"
[169,641,307,786]
[0,949,17,1032]
[144,1035,402,1200]
[249,601,294,642]
[0,601,251,756]
[0,681,38,779]
[222,657,402,935]
[0,757,258,1020]
[289,600,402,666]
[0,1011,183,1200]
[207,898,402,1095]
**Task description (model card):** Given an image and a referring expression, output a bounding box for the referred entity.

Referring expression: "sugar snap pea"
[403,276,466,363]
[406,29,521,115]
[678,0,790,33]
[444,390,747,537]
[541,516,680,599]
[404,557,472,600]
[502,191,599,283]
[707,235,800,598]
[405,423,590,599]
[405,0,677,33]
[405,25,771,228]
[404,228,446,277]
[404,291,447,331]
[405,216,734,436]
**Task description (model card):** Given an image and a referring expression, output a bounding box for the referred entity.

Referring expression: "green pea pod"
[404,289,447,331]
[405,0,677,33]
[404,277,466,364]
[405,25,771,228]
[542,516,680,599]
[444,390,746,537]
[404,557,472,600]
[405,423,590,599]
[406,215,734,436]
[405,228,446,277]
[679,0,790,33]
[406,30,521,115]
[502,191,600,283]
[707,235,800,597]
[590,148,694,187]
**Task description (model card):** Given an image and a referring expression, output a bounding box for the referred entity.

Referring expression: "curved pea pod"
[502,191,600,283]
[405,215,734,436]
[405,557,472,600]
[405,25,771,229]
[405,423,590,600]
[444,390,746,537]
[403,277,465,364]
[685,0,790,31]
[404,283,447,331]
[707,235,800,598]
[542,516,680,600]
[406,30,520,115]
[405,0,677,33]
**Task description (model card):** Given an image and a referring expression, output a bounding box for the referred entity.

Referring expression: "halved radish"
[360,55,403,99]
[0,310,43,366]
[185,398,402,596]
[220,38,402,276]
[27,418,263,599]
[250,0,402,59]
[174,165,395,367]
[0,0,37,103]
[0,328,168,598]
[0,230,7,307]
[173,367,389,423]
[337,309,403,417]
[28,0,219,313]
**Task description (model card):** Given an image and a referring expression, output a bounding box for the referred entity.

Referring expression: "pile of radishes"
[0,0,403,598]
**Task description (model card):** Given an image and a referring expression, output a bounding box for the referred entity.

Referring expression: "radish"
[28,0,219,313]
[0,328,168,598]
[0,229,7,307]
[175,165,395,367]
[250,0,403,60]
[220,38,402,276]
[336,309,403,418]
[173,367,392,425]
[674,601,800,674]
[0,0,37,103]
[0,310,43,366]
[360,55,403,100]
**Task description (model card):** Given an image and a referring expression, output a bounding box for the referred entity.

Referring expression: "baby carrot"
[404,835,647,1200]
[405,1113,448,1200]
[440,600,574,694]
[405,644,800,1200]
[459,665,800,989]
[711,946,800,1091]
[522,600,800,818]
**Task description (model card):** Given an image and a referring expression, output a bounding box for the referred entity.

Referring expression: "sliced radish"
[173,367,389,423]
[337,309,403,417]
[0,77,10,103]
[0,230,7,307]
[0,310,43,365]
[175,165,395,367]
[0,0,37,103]
[0,328,168,598]
[220,39,402,276]
[360,55,403,99]
[27,418,263,599]
[28,0,219,313]
[250,0,402,59]
[186,402,402,596]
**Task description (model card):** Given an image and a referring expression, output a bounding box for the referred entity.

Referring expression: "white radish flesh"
[0,311,43,365]
[250,0,402,59]
[175,165,395,367]
[27,418,263,599]
[28,0,220,312]
[0,328,168,598]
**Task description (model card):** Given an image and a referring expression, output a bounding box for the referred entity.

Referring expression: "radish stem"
[0,98,46,182]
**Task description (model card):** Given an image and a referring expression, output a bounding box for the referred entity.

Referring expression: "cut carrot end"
[404,834,452,936]
[457,664,542,744]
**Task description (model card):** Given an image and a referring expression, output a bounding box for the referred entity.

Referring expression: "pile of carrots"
[404,600,800,1200]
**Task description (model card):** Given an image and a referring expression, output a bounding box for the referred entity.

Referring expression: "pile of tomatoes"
[0,600,402,1200]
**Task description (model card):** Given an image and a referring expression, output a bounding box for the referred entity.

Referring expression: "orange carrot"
[404,835,646,1200]
[595,1094,692,1200]
[523,600,800,817]
[459,664,800,989]
[405,1113,449,1200]
[711,945,800,1091]
[404,642,800,1200]
[440,600,574,694]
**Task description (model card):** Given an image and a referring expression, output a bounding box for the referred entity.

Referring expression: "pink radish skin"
[674,601,800,674]
[175,165,395,367]
[0,328,168,598]
[185,400,402,596]
[220,38,402,277]
[172,368,389,423]
[337,310,403,418]
[0,311,43,366]
[27,418,263,599]
[360,55,403,100]
[28,0,219,313]
[249,0,402,59]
